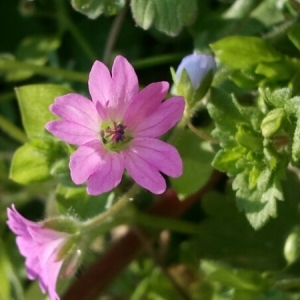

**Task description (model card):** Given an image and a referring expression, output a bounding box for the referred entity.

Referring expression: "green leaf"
[233,167,284,229]
[210,36,281,69]
[212,147,246,176]
[170,129,214,198]
[207,87,244,146]
[261,88,292,109]
[5,35,61,82]
[130,0,198,36]
[230,68,263,89]
[10,139,67,184]
[15,84,72,139]
[288,23,300,51]
[71,0,126,19]
[255,59,297,81]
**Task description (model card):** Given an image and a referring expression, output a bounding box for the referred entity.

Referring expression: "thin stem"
[187,122,219,144]
[55,0,97,62]
[82,184,139,229]
[0,60,88,83]
[102,2,128,64]
[133,227,192,300]
[0,115,28,143]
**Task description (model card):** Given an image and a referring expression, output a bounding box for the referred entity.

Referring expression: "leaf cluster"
[207,85,300,229]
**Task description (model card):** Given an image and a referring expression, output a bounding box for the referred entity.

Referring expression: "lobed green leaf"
[130,0,198,36]
[210,36,281,69]
[71,0,126,19]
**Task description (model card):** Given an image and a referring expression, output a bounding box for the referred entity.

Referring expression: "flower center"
[100,121,131,152]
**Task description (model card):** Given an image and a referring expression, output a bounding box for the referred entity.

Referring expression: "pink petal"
[124,81,169,130]
[123,148,166,194]
[49,94,100,131]
[88,60,113,120]
[128,138,183,177]
[87,151,124,195]
[109,56,139,120]
[132,96,185,138]
[69,140,104,184]
[46,121,99,146]
[6,205,66,300]
[42,257,63,300]
[7,205,38,237]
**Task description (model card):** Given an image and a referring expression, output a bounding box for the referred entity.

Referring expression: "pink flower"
[7,205,72,300]
[46,56,185,195]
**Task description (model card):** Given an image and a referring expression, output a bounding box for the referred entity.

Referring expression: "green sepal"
[56,235,81,262]
[175,68,214,115]
[174,68,194,104]
[261,108,286,138]
[193,69,214,104]
[43,217,80,234]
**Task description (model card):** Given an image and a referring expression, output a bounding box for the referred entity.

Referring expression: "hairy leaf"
[130,0,198,36]
[71,0,126,19]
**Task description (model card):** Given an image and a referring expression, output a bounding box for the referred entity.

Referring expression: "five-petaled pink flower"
[7,205,72,300]
[46,55,185,195]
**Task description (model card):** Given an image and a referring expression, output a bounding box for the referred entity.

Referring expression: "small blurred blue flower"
[176,53,216,90]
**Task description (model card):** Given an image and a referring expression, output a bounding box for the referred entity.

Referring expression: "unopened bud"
[176,53,216,90]
[174,53,216,110]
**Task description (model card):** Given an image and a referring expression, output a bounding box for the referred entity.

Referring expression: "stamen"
[103,122,127,143]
